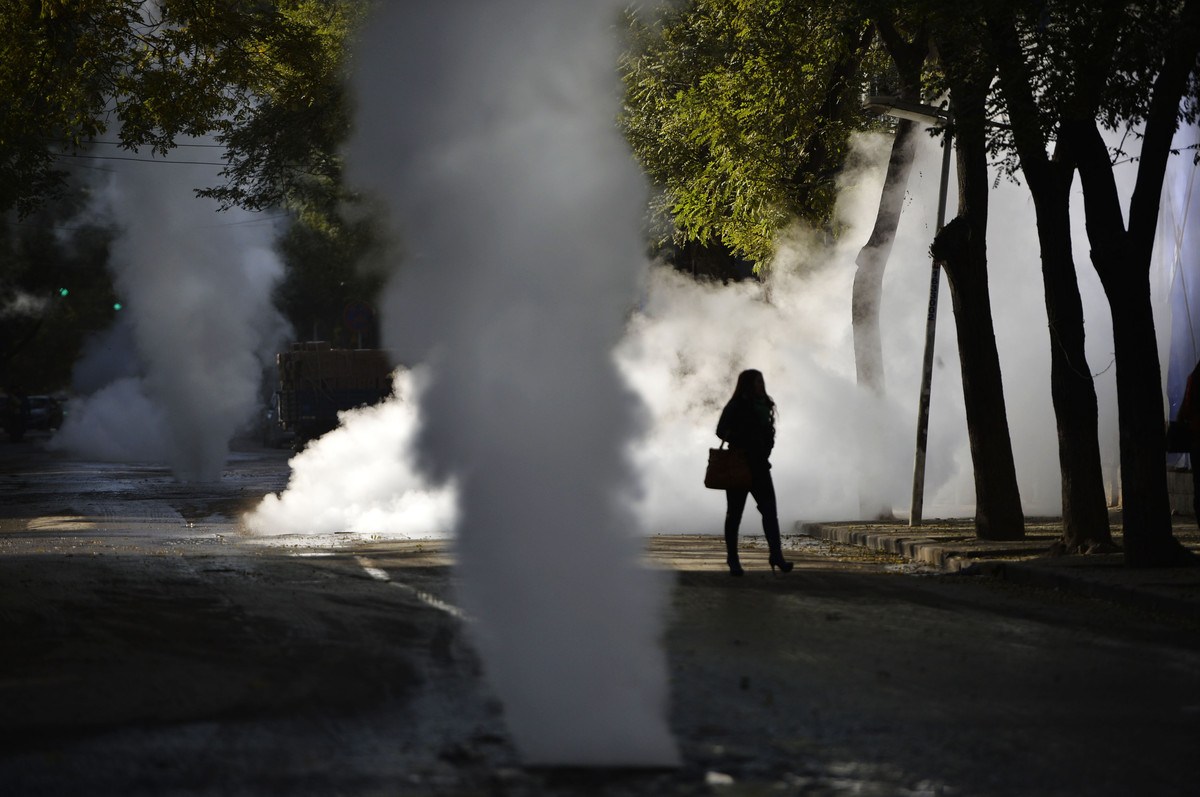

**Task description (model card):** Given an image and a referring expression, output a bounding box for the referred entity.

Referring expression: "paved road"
[1,443,1198,795]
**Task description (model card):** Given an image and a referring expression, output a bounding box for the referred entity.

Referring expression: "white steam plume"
[619,126,1129,533]
[244,369,456,537]
[246,129,1157,537]
[344,2,679,767]
[51,151,289,481]
[1,291,50,318]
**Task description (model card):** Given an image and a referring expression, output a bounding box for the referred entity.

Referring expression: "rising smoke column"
[345,3,678,765]
[52,153,288,481]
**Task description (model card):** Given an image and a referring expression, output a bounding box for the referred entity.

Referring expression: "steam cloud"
[245,369,456,537]
[620,130,1125,530]
[1,291,50,318]
[342,1,680,766]
[248,131,1187,534]
[244,0,1192,766]
[51,151,289,481]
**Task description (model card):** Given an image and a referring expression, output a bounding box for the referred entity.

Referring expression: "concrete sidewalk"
[798,515,1200,623]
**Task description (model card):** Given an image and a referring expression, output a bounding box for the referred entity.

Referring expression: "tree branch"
[1127,0,1200,257]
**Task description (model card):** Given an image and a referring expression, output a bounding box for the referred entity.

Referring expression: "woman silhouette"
[716,369,793,576]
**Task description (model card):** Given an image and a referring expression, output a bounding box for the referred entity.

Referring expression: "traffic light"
[58,288,69,297]
[113,302,123,311]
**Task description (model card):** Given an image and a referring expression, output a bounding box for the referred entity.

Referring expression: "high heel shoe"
[727,560,745,577]
[768,557,793,574]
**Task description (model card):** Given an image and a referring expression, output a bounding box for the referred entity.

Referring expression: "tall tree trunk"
[852,118,919,395]
[851,119,918,521]
[932,78,1025,541]
[853,17,927,396]
[1108,267,1178,564]
[1073,122,1196,566]
[985,13,1112,551]
[1033,172,1114,551]
[851,18,927,521]
[1066,0,1200,566]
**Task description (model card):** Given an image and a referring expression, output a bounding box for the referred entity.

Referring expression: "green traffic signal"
[113,302,123,311]
[58,288,69,297]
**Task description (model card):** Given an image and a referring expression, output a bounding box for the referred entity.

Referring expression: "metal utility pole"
[861,97,953,527]
[909,130,953,527]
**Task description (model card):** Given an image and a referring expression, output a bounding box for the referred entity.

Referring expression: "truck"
[275,342,393,448]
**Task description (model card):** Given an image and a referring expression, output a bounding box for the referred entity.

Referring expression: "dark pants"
[724,465,783,563]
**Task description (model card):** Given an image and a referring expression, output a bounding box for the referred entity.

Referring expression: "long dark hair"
[731,369,777,422]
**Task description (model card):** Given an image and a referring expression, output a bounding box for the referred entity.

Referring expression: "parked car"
[1,391,26,441]
[26,395,64,431]
[2,393,65,441]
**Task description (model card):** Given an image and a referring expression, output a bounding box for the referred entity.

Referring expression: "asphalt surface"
[2,438,1199,796]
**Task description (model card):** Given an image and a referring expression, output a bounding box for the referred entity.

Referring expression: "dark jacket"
[716,395,775,465]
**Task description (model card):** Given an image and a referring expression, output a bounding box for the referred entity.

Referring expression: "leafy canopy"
[0,0,363,218]
[620,0,898,263]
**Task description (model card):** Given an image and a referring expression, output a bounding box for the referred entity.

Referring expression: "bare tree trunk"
[852,119,919,395]
[1073,122,1195,566]
[1108,268,1177,562]
[851,18,927,521]
[856,15,928,396]
[933,77,1025,541]
[985,13,1112,551]
[1034,175,1114,551]
[851,119,919,520]
[1067,0,1200,565]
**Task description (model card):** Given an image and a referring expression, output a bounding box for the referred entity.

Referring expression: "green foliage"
[273,204,386,347]
[197,0,365,215]
[0,0,364,217]
[0,181,119,391]
[0,0,381,356]
[620,0,892,263]
[983,0,1199,168]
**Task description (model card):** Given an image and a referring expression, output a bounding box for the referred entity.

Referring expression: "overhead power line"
[49,138,228,149]
[11,213,290,234]
[51,152,227,166]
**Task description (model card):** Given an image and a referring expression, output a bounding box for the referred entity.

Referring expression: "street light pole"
[909,130,953,527]
[861,97,953,527]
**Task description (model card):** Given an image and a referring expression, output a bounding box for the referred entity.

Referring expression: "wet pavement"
[1,439,1199,796]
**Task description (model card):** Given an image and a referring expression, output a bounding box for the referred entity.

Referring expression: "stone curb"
[797,521,1200,623]
[794,521,1053,571]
